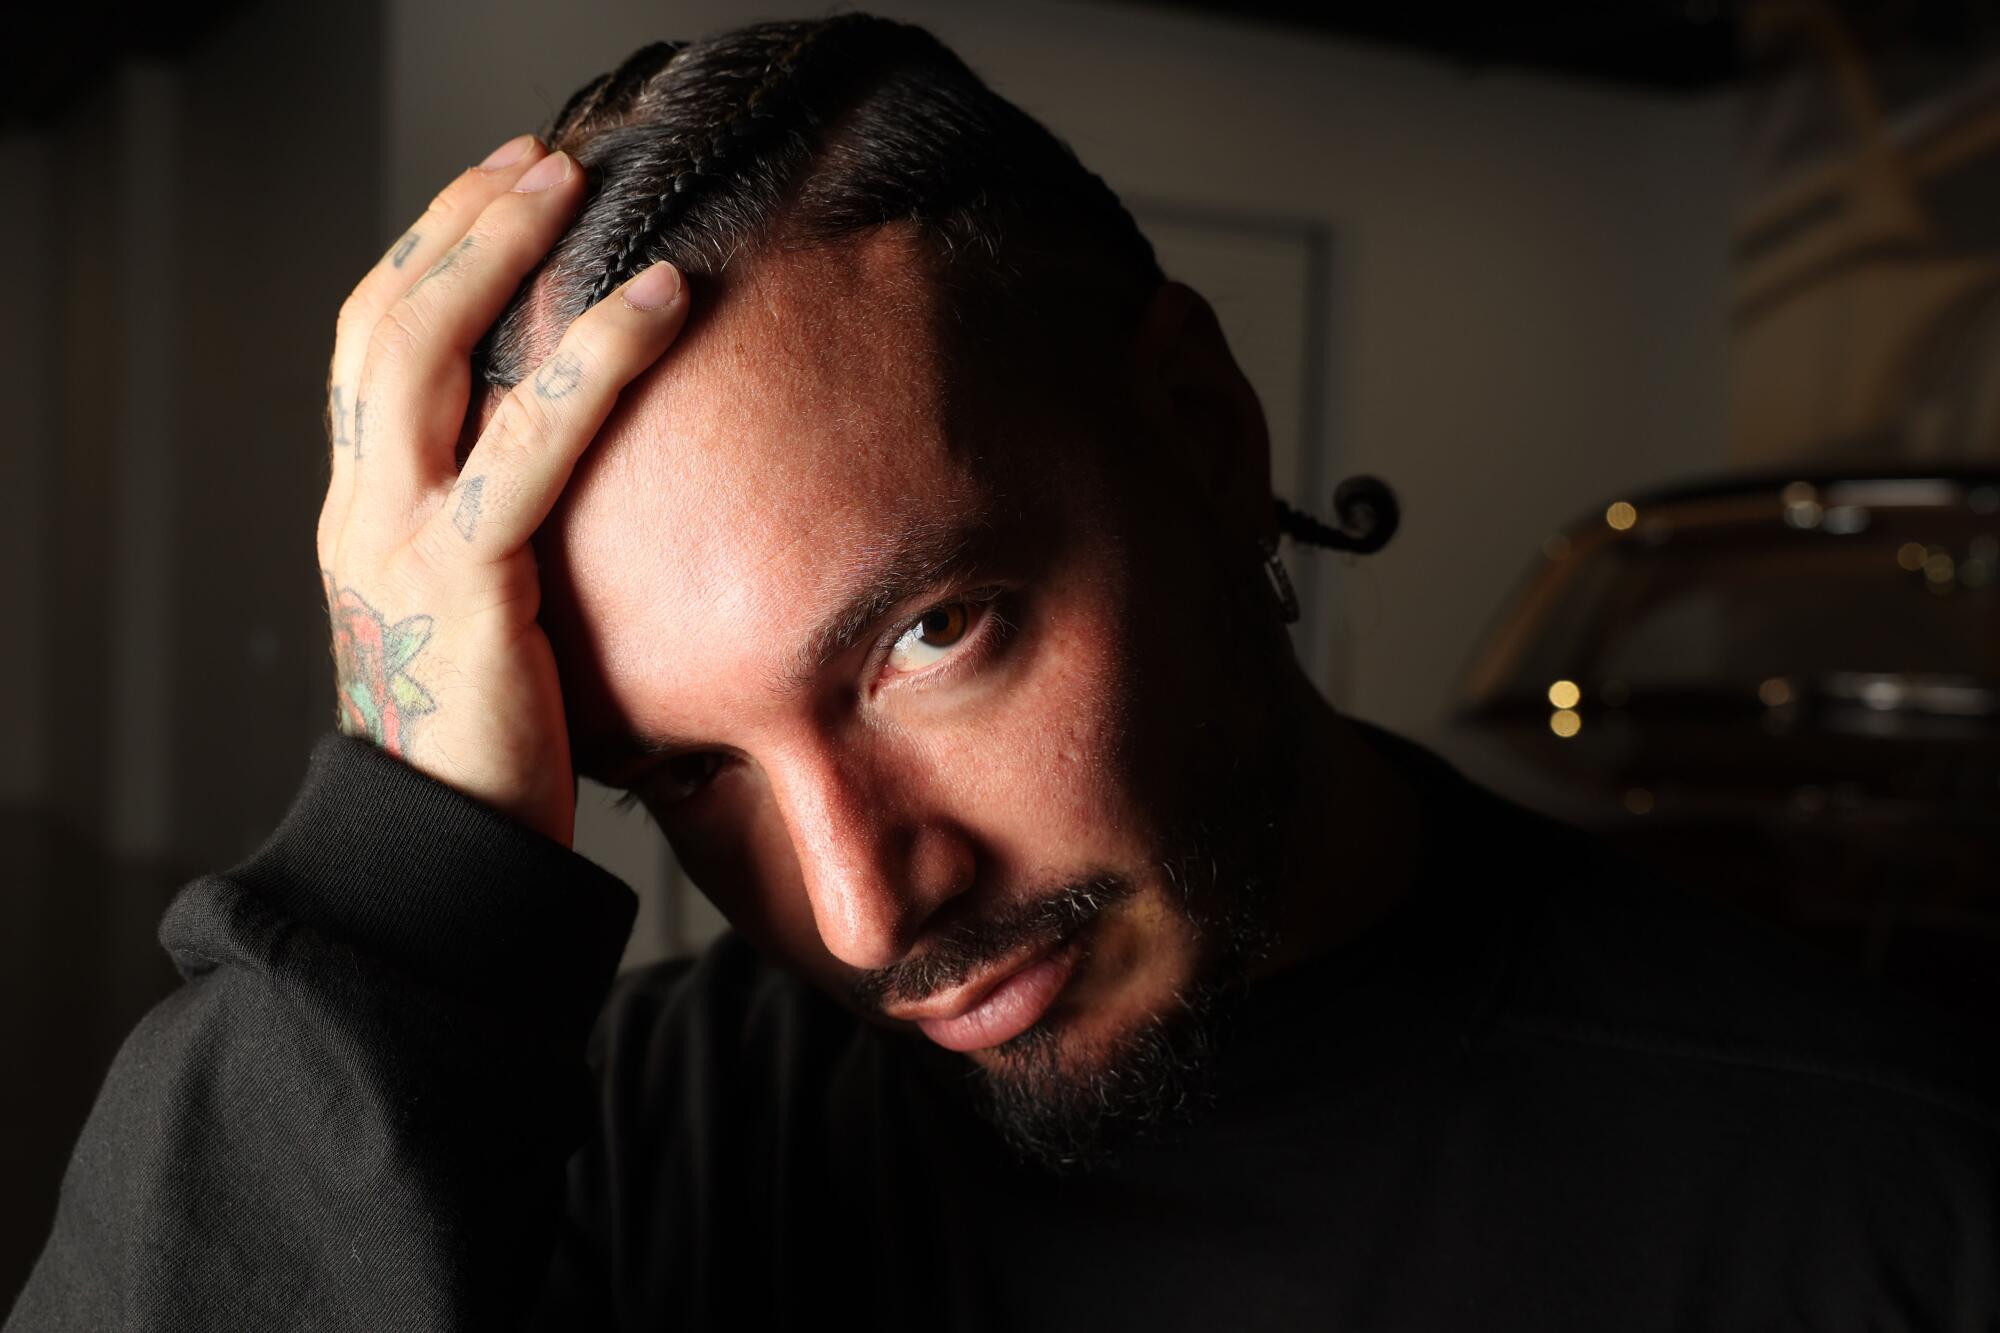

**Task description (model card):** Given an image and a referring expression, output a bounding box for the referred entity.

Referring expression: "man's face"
[541,228,1298,1168]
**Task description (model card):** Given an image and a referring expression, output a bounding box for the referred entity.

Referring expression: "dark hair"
[477,12,1395,556]
[474,13,1161,395]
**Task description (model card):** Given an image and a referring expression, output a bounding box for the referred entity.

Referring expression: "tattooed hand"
[317,134,690,847]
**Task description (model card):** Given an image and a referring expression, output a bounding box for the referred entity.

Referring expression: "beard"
[846,509,1310,1174]
[959,705,1301,1175]
[850,673,1303,1176]
[940,513,1312,1175]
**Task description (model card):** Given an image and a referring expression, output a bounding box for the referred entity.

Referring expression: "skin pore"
[508,225,1424,1169]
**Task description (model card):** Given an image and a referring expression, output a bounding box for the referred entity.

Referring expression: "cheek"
[866,536,1159,883]
[965,602,1150,864]
[662,572,1158,958]
[654,470,1196,971]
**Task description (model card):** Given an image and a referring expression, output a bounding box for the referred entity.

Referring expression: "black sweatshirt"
[8,719,1997,1330]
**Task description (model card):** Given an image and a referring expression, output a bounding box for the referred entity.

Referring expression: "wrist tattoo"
[322,569,438,755]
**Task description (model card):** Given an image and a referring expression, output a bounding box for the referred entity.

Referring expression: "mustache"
[848,872,1135,1012]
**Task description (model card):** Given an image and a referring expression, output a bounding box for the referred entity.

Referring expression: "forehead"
[595,224,963,502]
[541,229,1043,767]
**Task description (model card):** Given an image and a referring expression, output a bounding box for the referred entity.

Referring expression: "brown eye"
[919,604,968,645]
[658,752,722,801]
[888,602,972,673]
[613,751,725,815]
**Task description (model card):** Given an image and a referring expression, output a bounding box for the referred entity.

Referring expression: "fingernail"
[513,151,572,193]
[478,133,534,170]
[622,261,683,311]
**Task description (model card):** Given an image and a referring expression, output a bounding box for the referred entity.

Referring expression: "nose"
[768,740,975,970]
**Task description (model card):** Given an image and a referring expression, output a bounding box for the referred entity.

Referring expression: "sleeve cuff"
[223,731,638,1042]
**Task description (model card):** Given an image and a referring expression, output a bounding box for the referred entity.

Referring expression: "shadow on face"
[531,225,1293,1099]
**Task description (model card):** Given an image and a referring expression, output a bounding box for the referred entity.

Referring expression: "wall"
[0,1,387,1304]
[0,131,55,809]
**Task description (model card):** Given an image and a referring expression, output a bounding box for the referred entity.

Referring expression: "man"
[10,14,1996,1331]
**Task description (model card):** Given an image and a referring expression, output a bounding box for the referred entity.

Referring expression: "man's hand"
[316,134,689,847]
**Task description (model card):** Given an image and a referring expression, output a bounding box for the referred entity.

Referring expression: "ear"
[1125,280,1276,549]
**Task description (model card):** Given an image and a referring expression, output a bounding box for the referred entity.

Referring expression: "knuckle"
[412,503,503,578]
[421,163,497,225]
[570,313,653,381]
[424,171,475,220]
[570,305,628,355]
[335,289,374,343]
[367,301,432,367]
[527,341,600,402]
[480,186,548,239]
[410,513,463,571]
[315,509,347,580]
[485,389,555,464]
[566,330,615,377]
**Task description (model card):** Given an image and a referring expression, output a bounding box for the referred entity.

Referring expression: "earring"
[1260,536,1301,625]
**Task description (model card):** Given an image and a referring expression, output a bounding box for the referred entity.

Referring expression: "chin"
[959,883,1254,1175]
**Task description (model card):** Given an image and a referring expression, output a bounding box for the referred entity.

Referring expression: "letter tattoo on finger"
[451,475,486,542]
[534,351,584,400]
[411,234,475,293]
[329,385,353,450]
[389,231,421,268]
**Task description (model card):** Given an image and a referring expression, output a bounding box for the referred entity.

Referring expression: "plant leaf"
[344,681,383,743]
[391,673,436,716]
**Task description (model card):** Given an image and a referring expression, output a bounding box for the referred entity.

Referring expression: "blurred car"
[1446,467,2000,1017]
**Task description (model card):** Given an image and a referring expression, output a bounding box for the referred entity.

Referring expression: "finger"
[322,134,549,554]
[417,261,689,565]
[350,150,587,523]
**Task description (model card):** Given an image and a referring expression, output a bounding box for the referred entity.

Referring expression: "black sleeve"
[4,733,637,1331]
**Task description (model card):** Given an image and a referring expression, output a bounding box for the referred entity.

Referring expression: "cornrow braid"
[477,15,1171,401]
[583,16,869,309]
[1274,476,1401,555]
[548,40,686,145]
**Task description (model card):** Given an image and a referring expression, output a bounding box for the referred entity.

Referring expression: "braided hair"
[476,14,1397,559]
[572,24,842,309]
[475,15,1162,391]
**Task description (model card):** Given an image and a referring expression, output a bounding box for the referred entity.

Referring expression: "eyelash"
[872,585,1011,688]
[612,588,1015,814]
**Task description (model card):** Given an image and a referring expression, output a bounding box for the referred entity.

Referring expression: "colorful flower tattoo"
[322,571,437,755]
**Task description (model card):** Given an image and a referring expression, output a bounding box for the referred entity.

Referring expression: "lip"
[885,928,1088,1053]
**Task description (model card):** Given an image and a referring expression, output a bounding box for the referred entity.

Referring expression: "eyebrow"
[779,505,1002,691]
[577,502,1007,783]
